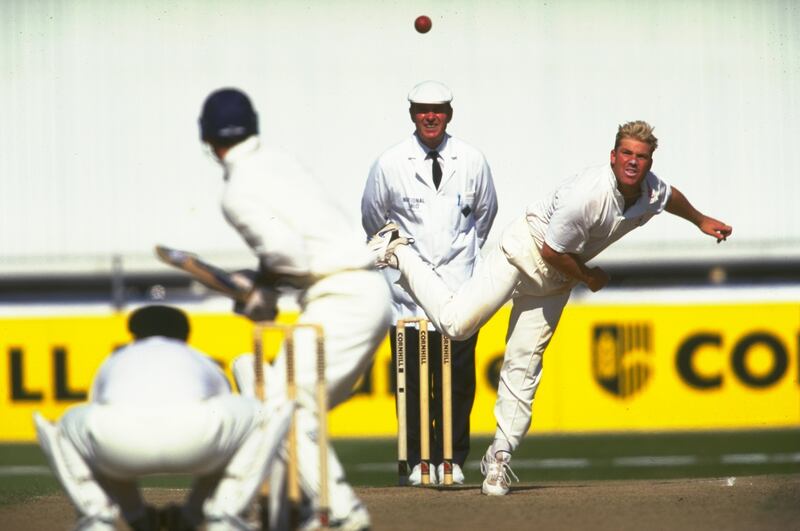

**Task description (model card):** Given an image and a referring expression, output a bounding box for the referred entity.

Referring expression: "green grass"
[2,429,798,505]
[336,429,800,485]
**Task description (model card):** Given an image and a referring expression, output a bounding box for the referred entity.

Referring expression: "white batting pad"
[203,399,294,520]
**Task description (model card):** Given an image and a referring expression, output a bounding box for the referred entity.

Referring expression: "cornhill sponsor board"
[1,303,798,440]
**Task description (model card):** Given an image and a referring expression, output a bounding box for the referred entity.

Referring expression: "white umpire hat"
[408,80,453,104]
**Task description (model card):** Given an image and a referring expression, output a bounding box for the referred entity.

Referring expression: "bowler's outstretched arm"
[665,186,733,242]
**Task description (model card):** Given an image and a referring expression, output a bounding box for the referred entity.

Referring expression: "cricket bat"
[154,245,250,302]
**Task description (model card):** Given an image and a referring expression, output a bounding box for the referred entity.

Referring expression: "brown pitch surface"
[1,474,797,530]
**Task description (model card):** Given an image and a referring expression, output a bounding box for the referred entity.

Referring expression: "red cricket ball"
[414,15,432,34]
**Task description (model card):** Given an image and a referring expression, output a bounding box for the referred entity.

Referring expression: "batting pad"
[204,399,295,519]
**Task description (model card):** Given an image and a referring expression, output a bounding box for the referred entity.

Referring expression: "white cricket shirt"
[91,337,230,405]
[221,137,374,278]
[526,164,671,263]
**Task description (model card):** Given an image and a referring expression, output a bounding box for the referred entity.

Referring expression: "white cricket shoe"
[367,221,414,269]
[436,463,465,485]
[408,463,437,486]
[480,449,518,496]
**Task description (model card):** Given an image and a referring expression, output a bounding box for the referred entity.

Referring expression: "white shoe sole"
[481,483,509,496]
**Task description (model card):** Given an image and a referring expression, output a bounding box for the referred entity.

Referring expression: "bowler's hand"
[234,287,279,322]
[585,267,610,292]
[699,216,733,243]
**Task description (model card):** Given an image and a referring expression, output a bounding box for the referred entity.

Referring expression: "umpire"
[361,80,498,484]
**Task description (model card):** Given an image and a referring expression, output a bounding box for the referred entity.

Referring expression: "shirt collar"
[607,165,658,209]
[221,136,260,168]
[411,133,451,159]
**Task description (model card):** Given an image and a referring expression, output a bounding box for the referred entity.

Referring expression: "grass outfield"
[2,429,798,505]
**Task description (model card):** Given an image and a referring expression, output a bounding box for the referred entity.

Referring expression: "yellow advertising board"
[1,302,798,441]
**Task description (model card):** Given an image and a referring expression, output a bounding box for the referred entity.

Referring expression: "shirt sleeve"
[222,189,310,275]
[472,157,498,247]
[199,352,232,395]
[89,356,113,402]
[543,188,593,254]
[647,172,672,213]
[361,160,389,237]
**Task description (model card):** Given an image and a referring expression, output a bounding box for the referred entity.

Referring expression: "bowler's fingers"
[714,223,733,244]
[701,217,732,243]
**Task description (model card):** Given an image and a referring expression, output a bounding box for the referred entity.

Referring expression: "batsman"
[198,88,391,530]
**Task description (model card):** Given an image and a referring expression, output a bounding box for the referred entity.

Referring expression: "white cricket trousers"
[233,268,392,524]
[36,394,292,529]
[395,217,573,453]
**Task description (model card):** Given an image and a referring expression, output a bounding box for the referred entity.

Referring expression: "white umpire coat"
[361,133,498,324]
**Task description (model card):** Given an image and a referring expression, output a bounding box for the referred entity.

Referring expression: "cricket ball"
[414,15,432,34]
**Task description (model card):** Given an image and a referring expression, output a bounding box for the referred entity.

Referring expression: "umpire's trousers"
[390,325,478,468]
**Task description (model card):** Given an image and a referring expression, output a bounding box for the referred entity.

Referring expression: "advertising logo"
[676,331,793,389]
[593,323,653,398]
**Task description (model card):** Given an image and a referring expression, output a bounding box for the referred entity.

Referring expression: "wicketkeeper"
[34,305,293,531]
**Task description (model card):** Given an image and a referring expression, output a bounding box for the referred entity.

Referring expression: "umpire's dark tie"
[427,150,442,189]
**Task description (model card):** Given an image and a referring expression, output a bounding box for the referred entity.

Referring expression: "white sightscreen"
[1,0,798,274]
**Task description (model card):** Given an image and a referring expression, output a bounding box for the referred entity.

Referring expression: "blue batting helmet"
[199,88,259,143]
